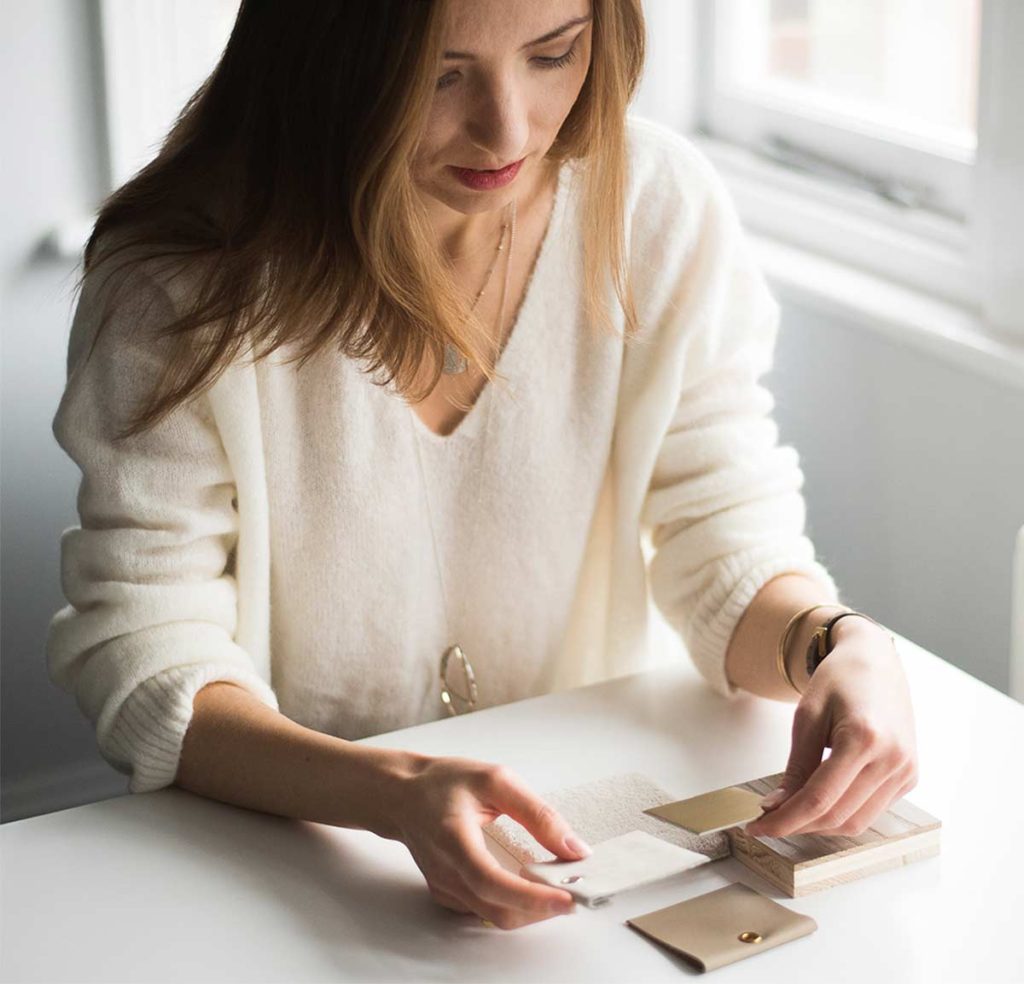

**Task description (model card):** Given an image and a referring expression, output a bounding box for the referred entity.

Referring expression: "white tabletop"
[3,634,1023,983]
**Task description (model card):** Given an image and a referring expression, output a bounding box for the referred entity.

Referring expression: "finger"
[746,740,868,838]
[785,757,893,835]
[428,885,474,916]
[450,870,568,931]
[812,764,917,836]
[746,702,831,832]
[772,702,831,807]
[445,868,570,931]
[445,819,576,917]
[483,767,591,860]
[467,893,563,931]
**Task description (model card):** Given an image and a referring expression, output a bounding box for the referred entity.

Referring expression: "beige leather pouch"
[626,883,817,972]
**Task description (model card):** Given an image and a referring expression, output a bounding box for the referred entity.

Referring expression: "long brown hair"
[79,0,645,439]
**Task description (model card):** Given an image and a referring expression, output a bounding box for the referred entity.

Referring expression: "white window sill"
[691,132,977,310]
[750,231,1024,393]
[689,133,1024,391]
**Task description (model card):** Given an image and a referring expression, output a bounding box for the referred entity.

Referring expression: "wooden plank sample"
[723,772,942,897]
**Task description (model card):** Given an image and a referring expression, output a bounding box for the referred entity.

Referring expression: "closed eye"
[533,42,580,71]
[436,35,583,91]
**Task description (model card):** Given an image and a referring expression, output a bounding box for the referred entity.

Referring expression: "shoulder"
[615,117,778,356]
[623,114,725,206]
[68,227,202,385]
[83,226,214,325]
[622,114,740,250]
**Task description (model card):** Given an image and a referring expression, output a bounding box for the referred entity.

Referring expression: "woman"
[46,0,917,931]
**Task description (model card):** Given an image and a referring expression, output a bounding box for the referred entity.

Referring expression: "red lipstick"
[450,158,524,190]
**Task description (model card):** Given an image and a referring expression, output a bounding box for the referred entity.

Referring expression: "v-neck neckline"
[400,158,572,447]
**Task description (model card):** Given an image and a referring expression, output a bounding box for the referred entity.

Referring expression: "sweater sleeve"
[45,258,279,793]
[640,142,841,700]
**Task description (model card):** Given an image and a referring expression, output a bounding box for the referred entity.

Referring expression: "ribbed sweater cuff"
[685,555,841,700]
[102,664,280,794]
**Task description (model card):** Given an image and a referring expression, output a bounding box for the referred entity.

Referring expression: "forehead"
[440,0,592,55]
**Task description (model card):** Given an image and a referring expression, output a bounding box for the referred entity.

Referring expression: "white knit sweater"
[46,115,840,794]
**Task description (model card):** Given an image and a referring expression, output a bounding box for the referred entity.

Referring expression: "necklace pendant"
[443,342,468,374]
[440,643,478,715]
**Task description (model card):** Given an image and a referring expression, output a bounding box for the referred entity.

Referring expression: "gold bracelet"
[776,603,851,695]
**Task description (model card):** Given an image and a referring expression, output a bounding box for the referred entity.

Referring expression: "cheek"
[535,67,587,128]
[548,45,591,114]
[413,107,458,168]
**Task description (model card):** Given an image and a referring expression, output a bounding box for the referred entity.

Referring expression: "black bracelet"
[805,611,890,678]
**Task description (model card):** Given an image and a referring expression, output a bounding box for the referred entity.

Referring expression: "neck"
[425,158,556,263]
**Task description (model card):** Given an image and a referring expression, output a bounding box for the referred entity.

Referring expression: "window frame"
[702,0,977,223]
[690,0,1024,343]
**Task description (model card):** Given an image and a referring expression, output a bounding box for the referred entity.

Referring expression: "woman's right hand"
[380,754,592,930]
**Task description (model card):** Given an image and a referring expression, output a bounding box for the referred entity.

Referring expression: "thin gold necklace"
[411,197,517,715]
[442,199,516,374]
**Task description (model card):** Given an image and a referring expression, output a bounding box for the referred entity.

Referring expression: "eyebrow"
[443,14,593,61]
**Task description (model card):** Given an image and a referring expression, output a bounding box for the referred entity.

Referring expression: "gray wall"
[770,303,1023,695]
[2,0,130,821]
[3,0,1021,824]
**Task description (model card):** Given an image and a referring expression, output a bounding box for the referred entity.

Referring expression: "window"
[730,0,979,143]
[99,0,240,189]
[707,0,979,221]
[688,0,1024,336]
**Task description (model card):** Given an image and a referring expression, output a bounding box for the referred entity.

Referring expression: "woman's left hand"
[744,621,919,838]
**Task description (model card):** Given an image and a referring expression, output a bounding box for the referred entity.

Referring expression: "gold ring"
[480,918,495,928]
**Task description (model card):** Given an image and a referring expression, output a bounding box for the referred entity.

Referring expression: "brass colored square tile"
[645,785,766,835]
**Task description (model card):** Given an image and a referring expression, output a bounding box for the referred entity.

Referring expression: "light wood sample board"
[724,772,942,897]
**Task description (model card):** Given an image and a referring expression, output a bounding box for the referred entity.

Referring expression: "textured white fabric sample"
[483,772,731,864]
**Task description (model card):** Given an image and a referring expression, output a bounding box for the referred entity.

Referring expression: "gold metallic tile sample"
[644,785,766,835]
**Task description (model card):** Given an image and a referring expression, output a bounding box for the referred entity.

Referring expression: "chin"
[425,184,499,215]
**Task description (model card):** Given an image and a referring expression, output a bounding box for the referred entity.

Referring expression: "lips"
[450,157,524,190]
[458,159,523,172]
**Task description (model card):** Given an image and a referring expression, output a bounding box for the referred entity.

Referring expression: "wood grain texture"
[724,772,942,896]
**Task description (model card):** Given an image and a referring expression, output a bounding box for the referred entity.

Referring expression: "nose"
[464,72,530,168]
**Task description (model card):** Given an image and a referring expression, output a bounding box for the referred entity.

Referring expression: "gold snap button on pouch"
[627,883,817,971]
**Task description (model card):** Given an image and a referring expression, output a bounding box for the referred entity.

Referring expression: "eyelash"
[436,40,580,91]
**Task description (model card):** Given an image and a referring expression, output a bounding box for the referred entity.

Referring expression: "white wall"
[3,0,1020,824]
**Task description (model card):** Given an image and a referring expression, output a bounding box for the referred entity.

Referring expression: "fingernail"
[550,898,575,915]
[563,834,591,858]
[760,787,788,809]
